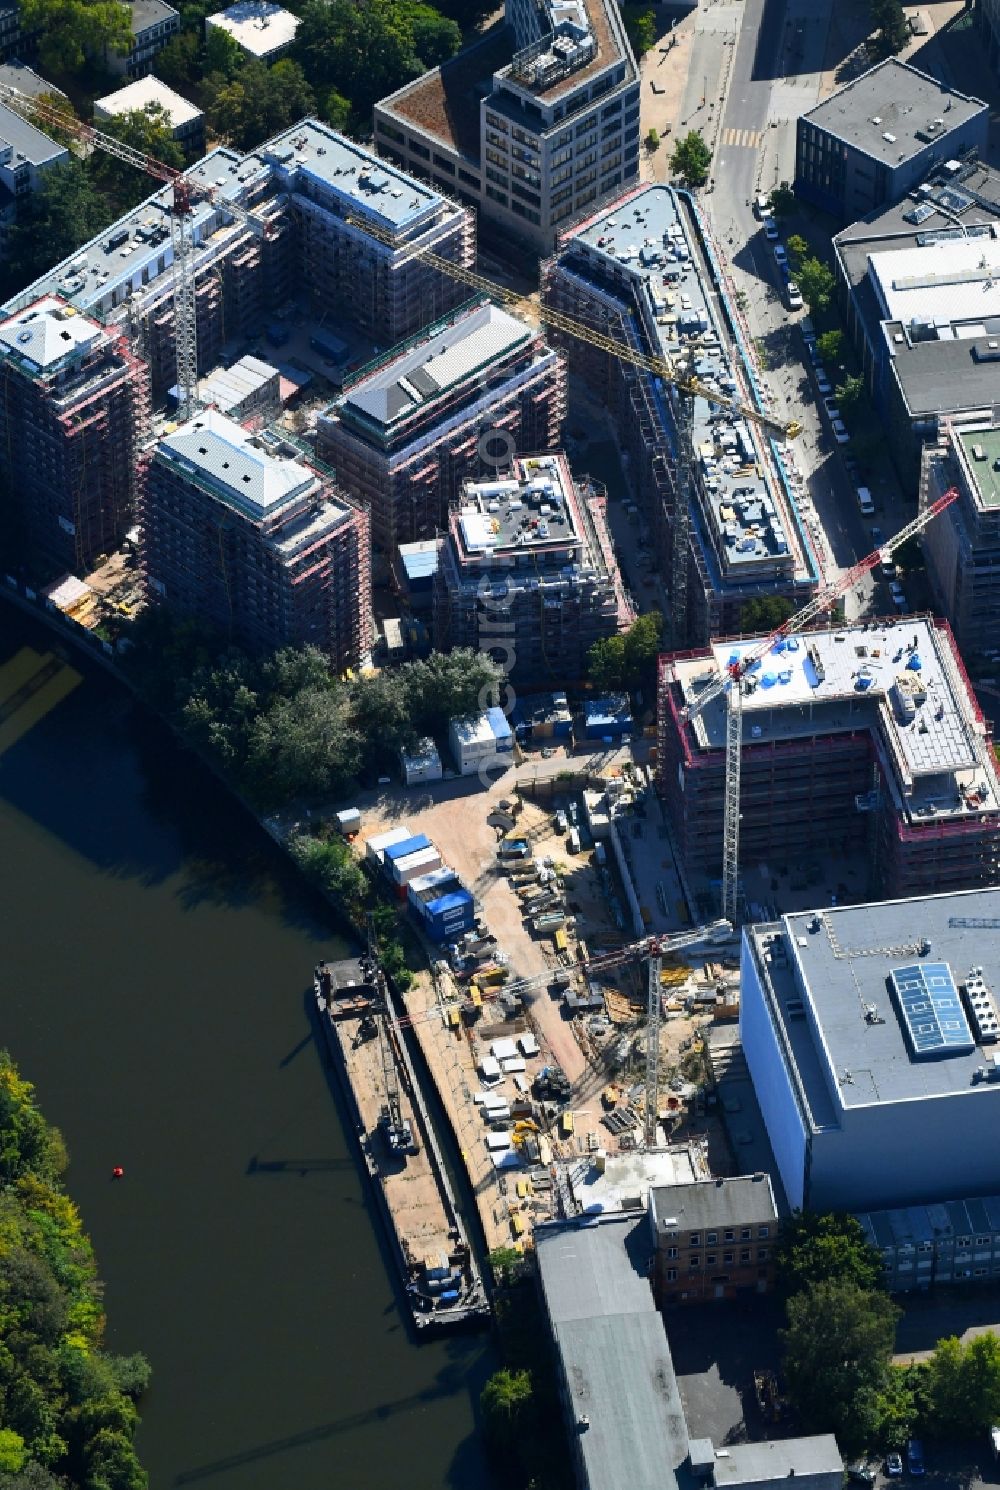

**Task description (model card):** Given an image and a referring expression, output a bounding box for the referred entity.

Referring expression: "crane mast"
[680,488,960,922]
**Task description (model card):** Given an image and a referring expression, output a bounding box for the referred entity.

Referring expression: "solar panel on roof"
[889,962,975,1059]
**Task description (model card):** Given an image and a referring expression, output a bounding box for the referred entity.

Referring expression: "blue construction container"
[383,833,431,864]
[423,889,475,943]
[584,695,633,740]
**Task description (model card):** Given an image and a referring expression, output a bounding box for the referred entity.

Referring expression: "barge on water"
[314,953,489,1333]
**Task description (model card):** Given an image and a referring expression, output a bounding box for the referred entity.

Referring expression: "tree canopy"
[740,596,794,632]
[816,329,843,364]
[480,1368,533,1451]
[925,1333,1000,1437]
[1,161,112,300]
[835,374,866,415]
[586,612,662,693]
[622,4,656,58]
[292,0,456,124]
[768,184,796,218]
[19,0,131,76]
[90,106,185,213]
[774,1212,884,1296]
[869,0,908,58]
[670,131,711,188]
[0,1052,150,1488]
[795,256,836,314]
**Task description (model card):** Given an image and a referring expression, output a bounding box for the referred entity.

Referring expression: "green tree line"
[0,1051,151,1488]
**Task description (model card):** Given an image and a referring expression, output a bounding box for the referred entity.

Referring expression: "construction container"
[422,889,475,943]
[384,833,431,866]
[400,738,443,785]
[390,845,442,885]
[365,825,412,868]
[335,807,362,836]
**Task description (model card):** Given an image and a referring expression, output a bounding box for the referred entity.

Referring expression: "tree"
[247,685,361,806]
[289,832,367,914]
[204,59,316,150]
[402,0,461,65]
[586,633,626,692]
[432,0,495,29]
[488,1246,523,1287]
[2,161,111,295]
[645,127,659,151]
[90,105,185,213]
[835,374,866,415]
[0,1055,67,1187]
[481,1368,533,1450]
[782,1277,899,1449]
[869,0,908,58]
[774,1212,883,1296]
[670,130,711,188]
[0,1433,26,1474]
[350,671,416,763]
[622,4,656,57]
[154,28,201,87]
[768,183,796,218]
[816,329,843,364]
[925,1332,1000,1438]
[786,233,809,268]
[203,22,242,77]
[796,255,836,314]
[621,610,662,688]
[398,649,501,738]
[293,0,422,122]
[19,0,132,76]
[740,595,794,631]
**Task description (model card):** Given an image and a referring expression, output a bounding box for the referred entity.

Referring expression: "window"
[758,1226,770,1239]
[407,139,430,160]
[509,198,539,224]
[740,1250,751,1263]
[485,166,508,187]
[724,1252,734,1264]
[706,1233,718,1245]
[724,1231,735,1243]
[688,1255,700,1270]
[706,1255,717,1267]
[458,169,479,188]
[758,1248,769,1262]
[433,154,455,175]
[688,1234,700,1247]
[740,1229,751,1241]
[666,1246,678,1259]
[977,1236,991,1247]
[485,186,507,206]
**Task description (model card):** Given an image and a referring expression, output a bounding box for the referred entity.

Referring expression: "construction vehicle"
[677,490,960,925]
[0,81,275,421]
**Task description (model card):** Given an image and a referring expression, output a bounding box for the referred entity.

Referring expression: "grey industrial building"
[535,1213,844,1490]
[434,450,630,688]
[543,183,819,643]
[741,889,1000,1214]
[795,60,988,222]
[833,156,1000,486]
[921,417,1000,657]
[373,0,640,254]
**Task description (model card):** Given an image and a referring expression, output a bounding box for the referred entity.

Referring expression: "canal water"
[0,609,495,1490]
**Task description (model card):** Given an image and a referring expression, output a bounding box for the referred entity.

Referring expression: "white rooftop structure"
[198,354,278,414]
[673,616,999,824]
[870,229,1000,328]
[0,297,103,371]
[205,0,299,59]
[157,408,317,518]
[93,75,203,130]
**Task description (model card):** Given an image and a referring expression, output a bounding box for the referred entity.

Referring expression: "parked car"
[857,486,875,516]
[831,417,851,445]
[848,1462,878,1486]
[907,1440,924,1477]
[889,580,906,604]
[871,525,884,546]
[885,1454,903,1477]
[773,243,787,266]
[754,193,771,218]
[815,372,832,395]
[764,217,780,241]
[786,280,803,309]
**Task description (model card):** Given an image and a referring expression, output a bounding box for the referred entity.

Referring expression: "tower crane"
[0,81,274,419]
[409,916,732,1148]
[678,488,960,926]
[346,215,802,444]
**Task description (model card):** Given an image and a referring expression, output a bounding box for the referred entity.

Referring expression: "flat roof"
[379,24,513,160]
[714,1437,842,1486]
[0,100,65,168]
[0,296,103,370]
[155,408,319,518]
[560,185,812,590]
[337,301,532,431]
[869,231,1000,326]
[801,59,986,166]
[535,1216,688,1490]
[456,453,581,555]
[206,0,298,56]
[749,887,1000,1122]
[649,1174,777,1233]
[0,62,65,100]
[94,75,203,128]
[672,616,999,822]
[857,1194,1000,1249]
[199,353,277,412]
[956,423,1000,509]
[129,0,178,33]
[500,0,627,104]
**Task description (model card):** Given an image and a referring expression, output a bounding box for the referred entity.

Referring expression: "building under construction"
[316,299,565,553]
[921,417,1000,657]
[2,120,473,398]
[0,296,149,571]
[434,451,630,688]
[541,183,819,644]
[139,409,372,668]
[657,617,1000,904]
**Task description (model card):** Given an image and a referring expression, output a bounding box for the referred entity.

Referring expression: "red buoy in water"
[112,1166,124,1179]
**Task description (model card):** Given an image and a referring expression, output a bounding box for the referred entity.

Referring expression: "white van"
[857,486,875,516]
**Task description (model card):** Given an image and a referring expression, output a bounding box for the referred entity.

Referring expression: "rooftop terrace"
[801,59,986,165]
[454,452,582,557]
[956,423,1000,509]
[502,0,625,103]
[561,185,812,587]
[380,25,513,160]
[749,887,1000,1122]
[670,616,999,823]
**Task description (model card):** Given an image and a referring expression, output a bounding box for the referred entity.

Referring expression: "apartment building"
[657,616,1000,907]
[0,297,149,571]
[921,418,1000,657]
[834,158,1000,487]
[139,409,371,667]
[795,60,987,222]
[205,0,298,60]
[94,76,206,157]
[857,1195,1000,1291]
[2,121,472,397]
[316,299,565,553]
[0,100,69,253]
[434,451,630,689]
[374,0,640,254]
[543,183,819,643]
[743,890,1000,1211]
[110,0,180,77]
[648,1175,778,1305]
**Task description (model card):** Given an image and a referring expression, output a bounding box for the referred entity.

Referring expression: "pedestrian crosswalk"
[721,127,762,149]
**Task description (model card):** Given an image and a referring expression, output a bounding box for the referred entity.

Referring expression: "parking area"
[667,1295,788,1447]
